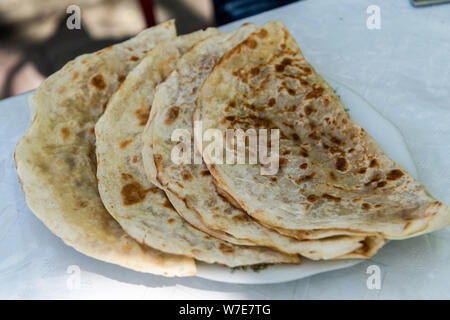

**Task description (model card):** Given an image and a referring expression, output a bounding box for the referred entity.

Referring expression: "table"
[1,0,449,299]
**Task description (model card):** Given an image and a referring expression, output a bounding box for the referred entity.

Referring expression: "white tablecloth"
[1,0,449,299]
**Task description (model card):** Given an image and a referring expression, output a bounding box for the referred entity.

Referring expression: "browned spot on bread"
[164,106,180,125]
[365,173,382,186]
[126,47,134,52]
[330,135,342,145]
[358,168,367,174]
[245,39,258,49]
[181,170,193,181]
[362,203,371,210]
[117,74,126,83]
[299,163,308,170]
[91,74,106,90]
[61,127,70,139]
[57,86,66,94]
[305,85,324,100]
[299,148,309,157]
[72,72,79,81]
[130,56,139,61]
[153,154,163,167]
[352,197,362,202]
[387,169,404,180]
[132,155,139,163]
[200,170,211,177]
[163,199,175,210]
[322,193,341,202]
[296,172,316,184]
[119,139,133,149]
[329,171,337,181]
[256,28,268,38]
[275,58,292,72]
[279,158,288,169]
[304,105,316,116]
[250,67,260,76]
[369,159,378,168]
[376,181,387,188]
[335,157,348,171]
[167,218,175,224]
[135,104,151,126]
[268,98,276,107]
[270,176,277,182]
[121,182,151,205]
[121,173,133,180]
[219,243,235,254]
[307,194,319,202]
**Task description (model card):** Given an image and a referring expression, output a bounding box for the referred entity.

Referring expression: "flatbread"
[95,30,300,267]
[15,21,196,277]
[194,20,450,239]
[144,24,383,260]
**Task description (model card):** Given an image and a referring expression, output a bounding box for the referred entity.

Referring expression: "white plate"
[0,80,417,285]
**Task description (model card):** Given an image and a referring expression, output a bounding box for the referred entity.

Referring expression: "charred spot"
[130,56,139,61]
[287,88,296,96]
[219,243,235,254]
[307,194,319,202]
[299,163,308,170]
[61,127,70,139]
[268,98,276,107]
[305,85,324,100]
[369,159,378,168]
[358,168,367,174]
[90,74,106,90]
[299,148,309,157]
[200,170,211,177]
[362,203,371,210]
[322,193,341,202]
[135,104,151,126]
[335,157,348,171]
[282,150,291,156]
[119,139,133,149]
[304,105,316,116]
[292,133,300,141]
[117,74,126,83]
[121,182,151,206]
[225,115,236,121]
[270,177,277,182]
[250,67,260,76]
[275,58,293,72]
[167,218,175,224]
[330,135,342,145]
[365,173,382,186]
[387,169,404,181]
[164,106,180,125]
[296,172,316,184]
[181,170,193,181]
[376,181,387,188]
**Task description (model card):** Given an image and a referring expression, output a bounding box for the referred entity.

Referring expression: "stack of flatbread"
[15,20,450,277]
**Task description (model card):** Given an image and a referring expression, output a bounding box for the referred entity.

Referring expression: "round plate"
[196,75,417,284]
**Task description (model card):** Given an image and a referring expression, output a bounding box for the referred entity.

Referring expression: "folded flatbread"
[15,21,197,277]
[144,24,383,259]
[194,20,450,239]
[95,29,300,267]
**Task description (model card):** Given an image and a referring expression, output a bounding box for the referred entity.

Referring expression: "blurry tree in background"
[0,0,298,99]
